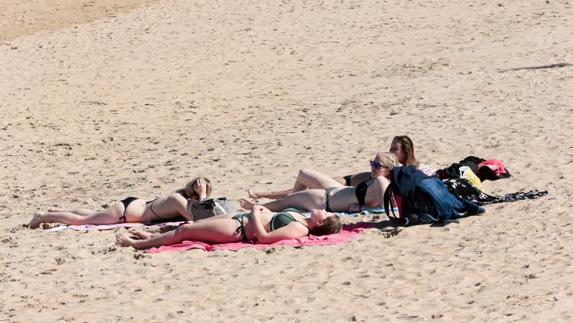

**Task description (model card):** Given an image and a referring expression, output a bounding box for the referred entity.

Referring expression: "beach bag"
[187,198,229,221]
[435,156,511,182]
[384,166,484,227]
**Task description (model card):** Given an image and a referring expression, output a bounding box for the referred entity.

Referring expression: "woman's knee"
[299,168,319,175]
[297,168,318,182]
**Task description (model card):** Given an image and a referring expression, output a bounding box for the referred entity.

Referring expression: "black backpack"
[384,166,484,227]
[384,182,439,227]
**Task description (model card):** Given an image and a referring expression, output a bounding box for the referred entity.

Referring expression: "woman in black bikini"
[116,204,342,249]
[248,135,420,200]
[29,177,212,229]
[241,153,398,213]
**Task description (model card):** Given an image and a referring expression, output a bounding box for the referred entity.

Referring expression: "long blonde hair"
[376,152,400,169]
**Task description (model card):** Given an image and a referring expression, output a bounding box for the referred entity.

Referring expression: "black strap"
[384,187,400,227]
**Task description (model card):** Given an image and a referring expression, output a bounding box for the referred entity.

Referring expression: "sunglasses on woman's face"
[370,160,384,170]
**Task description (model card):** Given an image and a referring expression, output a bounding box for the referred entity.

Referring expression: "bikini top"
[270,208,307,231]
[355,180,369,207]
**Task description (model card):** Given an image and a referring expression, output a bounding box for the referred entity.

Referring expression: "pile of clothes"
[384,156,548,226]
[435,156,547,205]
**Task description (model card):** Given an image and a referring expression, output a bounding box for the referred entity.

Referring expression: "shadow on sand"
[498,62,572,73]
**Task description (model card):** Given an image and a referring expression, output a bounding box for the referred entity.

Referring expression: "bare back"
[139,192,191,223]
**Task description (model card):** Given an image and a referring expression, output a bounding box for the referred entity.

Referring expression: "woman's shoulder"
[167,190,190,203]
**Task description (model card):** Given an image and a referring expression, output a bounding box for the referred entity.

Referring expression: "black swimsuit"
[119,196,139,223]
[119,196,172,223]
[355,181,369,208]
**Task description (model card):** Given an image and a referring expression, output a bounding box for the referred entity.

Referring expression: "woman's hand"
[194,178,207,194]
[194,177,208,201]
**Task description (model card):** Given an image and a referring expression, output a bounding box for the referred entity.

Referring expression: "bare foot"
[29,212,45,229]
[116,233,135,247]
[247,189,260,199]
[239,198,256,210]
[47,208,62,212]
[128,229,153,240]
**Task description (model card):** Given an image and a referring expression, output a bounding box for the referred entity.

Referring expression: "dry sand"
[1,0,572,321]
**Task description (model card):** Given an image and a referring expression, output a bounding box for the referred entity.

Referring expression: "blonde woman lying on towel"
[116,204,342,249]
[29,177,212,229]
[242,152,398,213]
[248,136,422,200]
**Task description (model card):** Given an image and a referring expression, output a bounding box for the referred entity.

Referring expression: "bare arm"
[333,172,371,187]
[172,194,193,221]
[350,172,373,187]
[374,176,391,207]
[249,205,308,244]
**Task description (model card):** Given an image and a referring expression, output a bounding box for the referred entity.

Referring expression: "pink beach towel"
[47,221,185,233]
[145,227,364,253]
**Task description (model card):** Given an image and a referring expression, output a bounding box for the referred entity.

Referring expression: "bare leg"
[248,189,293,199]
[332,176,347,186]
[260,190,326,212]
[29,207,121,229]
[248,169,344,200]
[116,217,242,249]
[47,208,97,216]
[292,169,344,192]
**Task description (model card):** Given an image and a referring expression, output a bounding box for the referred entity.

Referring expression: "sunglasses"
[370,160,387,170]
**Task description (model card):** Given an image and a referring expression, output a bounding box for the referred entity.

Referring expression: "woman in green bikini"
[116,204,342,249]
[29,177,212,228]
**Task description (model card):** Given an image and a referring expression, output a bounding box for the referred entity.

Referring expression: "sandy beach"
[1,0,572,321]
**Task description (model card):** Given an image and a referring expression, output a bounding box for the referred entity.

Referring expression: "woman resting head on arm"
[116,205,343,249]
[29,176,212,228]
[184,177,212,201]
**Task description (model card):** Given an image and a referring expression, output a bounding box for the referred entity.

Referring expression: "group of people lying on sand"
[28,136,460,249]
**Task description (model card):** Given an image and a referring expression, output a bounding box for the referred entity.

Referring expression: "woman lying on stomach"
[116,205,342,249]
[29,177,211,228]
